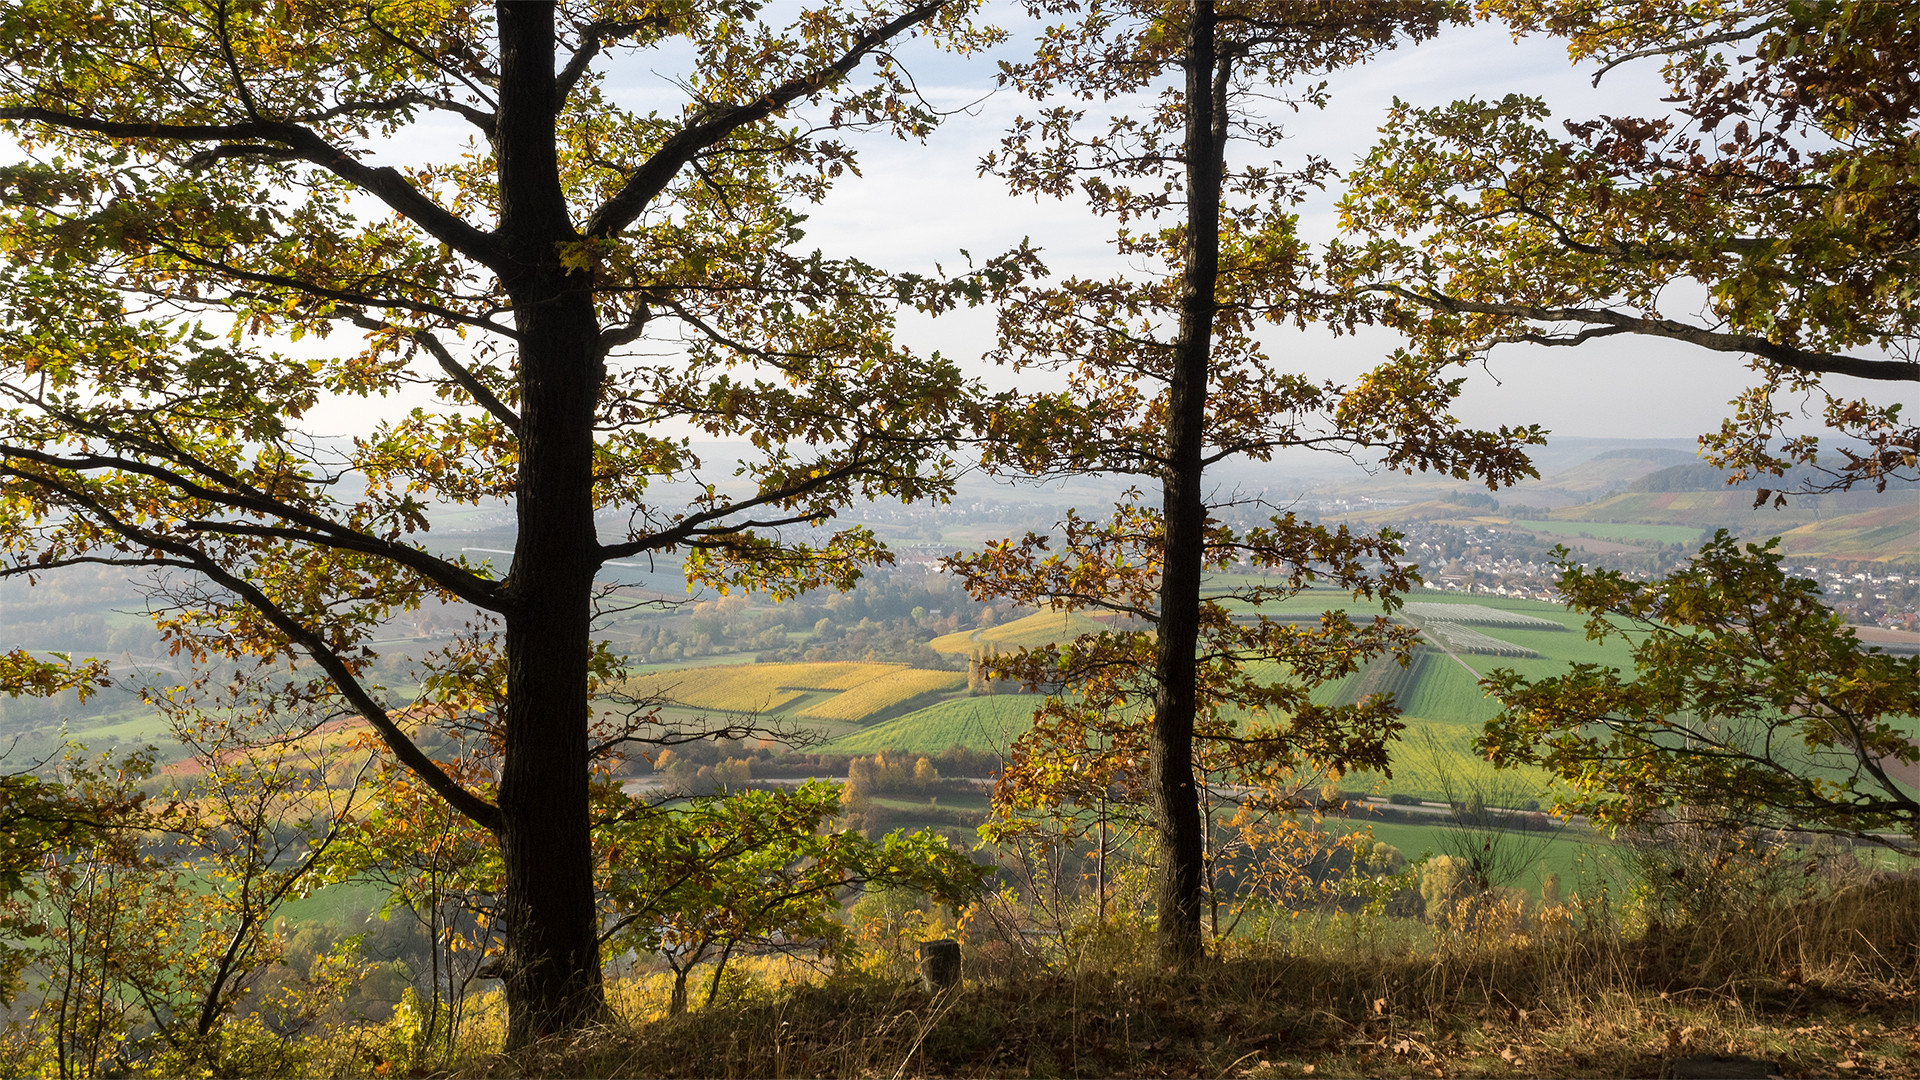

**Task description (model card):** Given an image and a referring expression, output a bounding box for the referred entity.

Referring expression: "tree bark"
[492,0,609,1047]
[1150,0,1223,969]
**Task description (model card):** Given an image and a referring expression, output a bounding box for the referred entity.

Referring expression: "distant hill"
[1773,504,1920,563]
[1549,492,1917,564]
[1544,448,1701,498]
[1306,443,1706,511]
[1628,462,1918,499]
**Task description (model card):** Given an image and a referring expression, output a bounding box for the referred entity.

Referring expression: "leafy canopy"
[1480,532,1919,849]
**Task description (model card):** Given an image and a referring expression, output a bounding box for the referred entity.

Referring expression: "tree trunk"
[669,967,690,1017]
[1149,0,1224,969]
[493,0,609,1047]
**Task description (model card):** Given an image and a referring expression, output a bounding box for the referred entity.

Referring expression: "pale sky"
[8,5,1909,447]
[774,12,1918,443]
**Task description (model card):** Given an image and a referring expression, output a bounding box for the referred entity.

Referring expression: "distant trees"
[949,1,1538,964]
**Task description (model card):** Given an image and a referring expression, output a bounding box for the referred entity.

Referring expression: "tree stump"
[918,938,960,992]
[1659,1056,1781,1079]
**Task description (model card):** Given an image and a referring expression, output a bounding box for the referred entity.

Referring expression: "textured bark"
[1150,0,1224,970]
[492,0,609,1046]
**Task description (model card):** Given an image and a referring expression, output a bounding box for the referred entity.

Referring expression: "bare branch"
[1375,285,1920,383]
[584,2,948,238]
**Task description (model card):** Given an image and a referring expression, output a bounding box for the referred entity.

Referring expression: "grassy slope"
[1547,493,1918,563]
[795,668,966,722]
[1774,503,1920,561]
[818,694,1046,754]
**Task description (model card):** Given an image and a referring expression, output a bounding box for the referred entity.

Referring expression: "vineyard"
[1414,620,1540,658]
[1399,602,1561,629]
[820,694,1047,754]
[929,609,1112,654]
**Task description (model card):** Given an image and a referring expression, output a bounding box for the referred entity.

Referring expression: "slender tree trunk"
[1097,781,1108,927]
[1150,0,1224,969]
[492,0,609,1047]
[705,941,738,1007]
[669,967,690,1016]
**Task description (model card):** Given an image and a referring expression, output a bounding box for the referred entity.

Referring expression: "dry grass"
[460,878,1919,1079]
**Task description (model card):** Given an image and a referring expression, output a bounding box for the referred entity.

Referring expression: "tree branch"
[555,18,660,111]
[345,313,521,431]
[1376,286,1920,382]
[583,2,948,238]
[0,470,500,829]
[0,106,504,269]
[0,439,507,612]
[598,455,876,561]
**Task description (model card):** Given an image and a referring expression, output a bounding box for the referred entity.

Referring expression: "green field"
[1535,494,1920,563]
[1327,817,1626,901]
[819,694,1047,754]
[632,590,1652,808]
[278,880,394,926]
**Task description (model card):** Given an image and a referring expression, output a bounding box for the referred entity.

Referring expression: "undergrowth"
[429,876,1917,1079]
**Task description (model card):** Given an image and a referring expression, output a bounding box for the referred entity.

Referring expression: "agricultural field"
[795,668,965,722]
[929,609,1113,655]
[1399,603,1561,628]
[1336,715,1560,805]
[1326,816,1623,902]
[1327,650,1429,709]
[628,591,1654,808]
[1550,490,1827,525]
[820,694,1048,754]
[1414,620,1540,658]
[1538,493,1920,564]
[1774,504,1920,563]
[623,661,907,716]
[1394,653,1501,725]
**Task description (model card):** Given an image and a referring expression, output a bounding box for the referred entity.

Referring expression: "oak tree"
[949,0,1538,965]
[1480,533,1919,852]
[0,0,1011,1044]
[1339,0,1920,496]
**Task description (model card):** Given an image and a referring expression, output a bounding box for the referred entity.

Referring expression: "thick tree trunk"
[1150,0,1223,969]
[493,0,609,1047]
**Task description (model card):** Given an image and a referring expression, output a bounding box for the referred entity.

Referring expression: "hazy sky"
[298,6,1915,447]
[768,11,1917,444]
[8,5,1908,448]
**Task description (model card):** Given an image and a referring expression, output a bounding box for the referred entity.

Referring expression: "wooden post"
[917,939,960,992]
